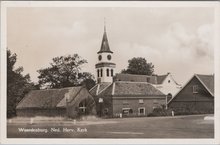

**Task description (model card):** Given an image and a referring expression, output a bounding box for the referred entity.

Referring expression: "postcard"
[0,1,220,144]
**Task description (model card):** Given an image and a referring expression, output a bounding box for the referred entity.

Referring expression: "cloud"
[194,24,214,58]
[155,22,213,60]
[7,7,214,84]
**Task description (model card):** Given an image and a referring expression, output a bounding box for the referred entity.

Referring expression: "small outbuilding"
[16,86,96,118]
[168,74,214,115]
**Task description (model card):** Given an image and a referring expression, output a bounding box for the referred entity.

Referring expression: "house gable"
[168,75,214,104]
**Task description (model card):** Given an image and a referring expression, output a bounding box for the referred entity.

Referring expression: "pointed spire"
[97,19,113,54]
[104,17,106,32]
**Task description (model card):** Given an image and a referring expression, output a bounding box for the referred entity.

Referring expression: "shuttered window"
[193,85,199,93]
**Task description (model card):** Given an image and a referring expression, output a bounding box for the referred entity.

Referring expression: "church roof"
[97,30,113,54]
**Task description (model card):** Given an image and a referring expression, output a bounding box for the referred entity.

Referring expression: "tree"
[7,49,36,118]
[37,54,96,89]
[79,72,96,90]
[121,57,154,75]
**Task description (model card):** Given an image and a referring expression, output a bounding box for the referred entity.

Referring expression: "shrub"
[147,107,172,117]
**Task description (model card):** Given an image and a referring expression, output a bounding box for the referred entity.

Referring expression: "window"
[122,108,132,116]
[122,100,129,105]
[104,108,109,115]
[193,85,199,93]
[153,100,159,108]
[111,69,113,76]
[79,100,87,114]
[106,69,109,77]
[168,80,170,83]
[138,107,145,116]
[139,99,144,104]
[146,77,150,82]
[107,55,111,60]
[97,69,99,77]
[100,69,103,77]
[153,99,158,104]
[98,55,102,61]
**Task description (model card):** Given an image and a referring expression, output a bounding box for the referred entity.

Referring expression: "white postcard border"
[1,1,220,144]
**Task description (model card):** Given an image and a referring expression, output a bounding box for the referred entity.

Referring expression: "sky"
[7,7,214,85]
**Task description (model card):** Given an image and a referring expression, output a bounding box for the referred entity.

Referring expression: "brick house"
[168,74,214,114]
[16,86,96,118]
[114,73,182,99]
[90,81,166,117]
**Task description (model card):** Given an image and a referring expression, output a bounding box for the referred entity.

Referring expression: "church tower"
[95,23,116,83]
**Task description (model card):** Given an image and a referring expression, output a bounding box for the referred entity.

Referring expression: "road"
[7,115,214,138]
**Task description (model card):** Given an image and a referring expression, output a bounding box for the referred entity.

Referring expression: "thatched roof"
[16,86,83,109]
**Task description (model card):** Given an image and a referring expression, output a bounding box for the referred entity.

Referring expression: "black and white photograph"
[0,1,220,144]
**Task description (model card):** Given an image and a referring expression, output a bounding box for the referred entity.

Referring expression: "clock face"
[98,55,102,61]
[107,55,111,60]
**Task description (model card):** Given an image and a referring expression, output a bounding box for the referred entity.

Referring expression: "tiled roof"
[196,74,214,96]
[97,31,113,54]
[94,81,165,97]
[114,73,157,84]
[16,87,82,109]
[89,82,111,96]
[89,85,98,96]
[113,82,164,96]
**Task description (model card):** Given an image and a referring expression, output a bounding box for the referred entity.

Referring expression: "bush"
[171,107,214,116]
[147,107,172,117]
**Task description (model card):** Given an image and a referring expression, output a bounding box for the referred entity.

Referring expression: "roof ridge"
[115,81,151,84]
[34,86,81,92]
[148,83,165,95]
[65,86,84,103]
[168,74,214,105]
[97,83,112,95]
[195,74,214,77]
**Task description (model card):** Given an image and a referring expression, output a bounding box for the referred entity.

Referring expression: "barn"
[168,74,214,115]
[16,86,96,118]
[90,81,166,117]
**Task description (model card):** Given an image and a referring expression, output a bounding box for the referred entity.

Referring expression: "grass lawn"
[7,114,214,138]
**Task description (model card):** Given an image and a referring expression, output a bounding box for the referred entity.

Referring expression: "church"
[89,25,181,117]
[16,23,181,118]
